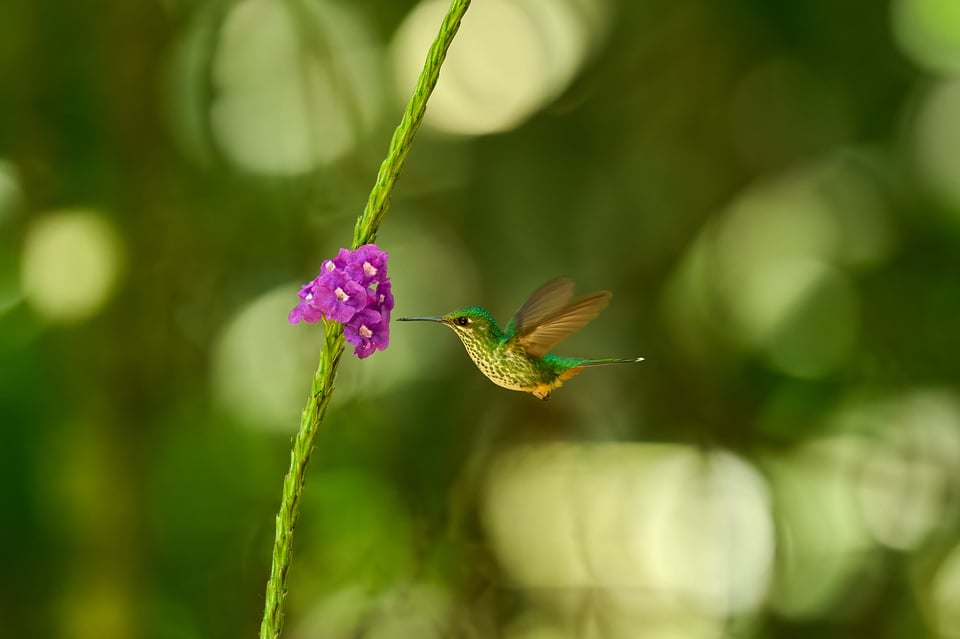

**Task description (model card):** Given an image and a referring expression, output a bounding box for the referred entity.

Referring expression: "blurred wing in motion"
[507,278,612,357]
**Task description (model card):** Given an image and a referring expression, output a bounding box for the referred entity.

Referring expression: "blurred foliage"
[2,0,960,638]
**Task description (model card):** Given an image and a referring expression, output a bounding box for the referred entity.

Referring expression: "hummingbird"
[398,277,643,399]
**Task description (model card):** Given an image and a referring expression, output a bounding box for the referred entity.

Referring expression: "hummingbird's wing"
[507,278,612,358]
[504,277,575,337]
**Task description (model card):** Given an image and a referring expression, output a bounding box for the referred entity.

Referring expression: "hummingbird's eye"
[455,316,469,326]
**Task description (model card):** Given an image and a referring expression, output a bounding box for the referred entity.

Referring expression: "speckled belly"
[464,343,546,391]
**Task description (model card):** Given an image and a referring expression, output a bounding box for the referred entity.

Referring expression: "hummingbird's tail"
[577,357,645,367]
[537,356,644,398]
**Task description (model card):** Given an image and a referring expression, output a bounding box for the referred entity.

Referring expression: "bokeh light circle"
[210,0,383,175]
[911,78,960,211]
[20,209,124,323]
[766,435,876,619]
[892,0,960,74]
[0,160,24,315]
[931,542,960,638]
[849,390,960,552]
[0,159,23,225]
[391,0,605,135]
[211,284,324,431]
[482,444,773,622]
[662,155,894,377]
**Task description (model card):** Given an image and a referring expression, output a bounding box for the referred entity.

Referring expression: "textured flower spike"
[263,5,471,636]
[289,244,392,358]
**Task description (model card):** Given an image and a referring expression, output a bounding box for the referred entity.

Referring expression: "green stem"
[352,0,470,248]
[259,2,472,638]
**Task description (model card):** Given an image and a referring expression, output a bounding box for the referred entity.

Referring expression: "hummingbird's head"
[398,306,502,346]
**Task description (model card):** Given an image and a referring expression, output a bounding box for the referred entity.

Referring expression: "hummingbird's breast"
[461,339,546,392]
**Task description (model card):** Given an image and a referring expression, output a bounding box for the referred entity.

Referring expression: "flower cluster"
[288,244,393,359]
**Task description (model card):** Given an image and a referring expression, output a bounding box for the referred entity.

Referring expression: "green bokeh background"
[3,0,960,637]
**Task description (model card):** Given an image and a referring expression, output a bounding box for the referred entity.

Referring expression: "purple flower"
[344,308,389,359]
[331,247,351,269]
[345,243,388,285]
[288,282,325,324]
[368,278,394,312]
[289,243,393,358]
[314,278,367,323]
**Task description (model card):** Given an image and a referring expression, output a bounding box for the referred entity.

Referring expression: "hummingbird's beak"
[396,316,444,322]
